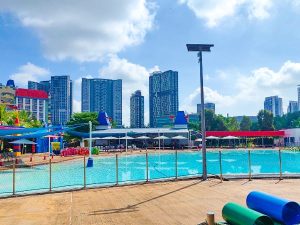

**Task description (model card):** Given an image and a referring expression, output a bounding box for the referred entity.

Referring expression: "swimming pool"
[0,150,300,197]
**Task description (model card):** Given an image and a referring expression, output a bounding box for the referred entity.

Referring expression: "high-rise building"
[28,80,50,94]
[28,80,51,122]
[130,90,144,128]
[81,78,122,127]
[15,88,48,122]
[264,96,283,117]
[197,102,216,114]
[149,70,178,128]
[50,76,72,125]
[287,101,298,113]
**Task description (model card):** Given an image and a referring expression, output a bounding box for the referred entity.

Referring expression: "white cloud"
[9,62,50,87]
[178,0,273,27]
[0,0,156,61]
[183,60,300,116]
[73,99,81,113]
[99,55,159,126]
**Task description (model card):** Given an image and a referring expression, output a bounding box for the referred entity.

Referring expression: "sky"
[0,0,300,126]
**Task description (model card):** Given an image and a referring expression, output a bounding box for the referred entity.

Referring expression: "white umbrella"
[136,135,150,139]
[119,136,134,140]
[9,139,37,145]
[154,135,169,140]
[195,138,202,142]
[102,136,118,140]
[172,135,187,140]
[10,139,37,155]
[206,136,220,139]
[206,136,220,148]
[154,136,169,150]
[222,136,238,140]
[136,136,150,150]
[222,136,239,148]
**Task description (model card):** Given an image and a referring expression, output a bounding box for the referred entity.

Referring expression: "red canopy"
[206,130,284,137]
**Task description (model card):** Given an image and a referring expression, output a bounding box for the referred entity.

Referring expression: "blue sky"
[1,0,300,125]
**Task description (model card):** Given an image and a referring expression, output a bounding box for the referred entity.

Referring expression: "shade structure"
[9,139,36,145]
[206,136,220,140]
[172,135,187,140]
[102,136,118,140]
[136,135,150,139]
[119,136,134,140]
[222,136,239,140]
[195,138,202,142]
[154,135,169,140]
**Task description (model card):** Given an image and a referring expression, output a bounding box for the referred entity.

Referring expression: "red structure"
[15,88,48,99]
[206,130,285,137]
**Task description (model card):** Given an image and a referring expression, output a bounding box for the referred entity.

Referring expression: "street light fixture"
[186,44,214,180]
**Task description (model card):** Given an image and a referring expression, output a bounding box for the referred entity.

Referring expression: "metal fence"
[1,149,300,197]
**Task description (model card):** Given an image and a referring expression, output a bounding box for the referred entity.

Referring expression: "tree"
[67,112,99,132]
[225,117,239,131]
[250,122,259,131]
[240,116,252,131]
[257,110,274,130]
[213,114,227,131]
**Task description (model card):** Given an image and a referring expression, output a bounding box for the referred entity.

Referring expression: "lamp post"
[186,44,214,180]
[87,121,93,167]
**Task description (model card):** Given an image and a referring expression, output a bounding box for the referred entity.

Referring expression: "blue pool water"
[0,150,300,196]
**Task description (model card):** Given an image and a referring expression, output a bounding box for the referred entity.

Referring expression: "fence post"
[219,151,223,182]
[146,153,149,182]
[13,160,16,195]
[175,149,178,179]
[49,158,52,192]
[248,150,252,181]
[279,149,283,180]
[84,156,86,188]
[116,154,118,185]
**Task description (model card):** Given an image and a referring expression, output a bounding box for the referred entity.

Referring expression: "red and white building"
[15,88,49,122]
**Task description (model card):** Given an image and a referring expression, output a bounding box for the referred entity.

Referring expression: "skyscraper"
[197,102,216,114]
[28,80,50,93]
[130,90,144,128]
[50,76,72,125]
[287,101,298,113]
[149,70,178,127]
[264,96,283,117]
[81,78,122,126]
[28,80,51,122]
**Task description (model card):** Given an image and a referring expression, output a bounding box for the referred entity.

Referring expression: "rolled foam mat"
[222,202,274,225]
[246,191,300,225]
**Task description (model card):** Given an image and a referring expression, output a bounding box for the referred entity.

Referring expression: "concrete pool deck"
[0,178,299,225]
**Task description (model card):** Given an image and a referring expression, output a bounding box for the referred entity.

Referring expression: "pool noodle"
[222,202,274,225]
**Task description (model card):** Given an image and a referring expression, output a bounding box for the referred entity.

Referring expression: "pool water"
[0,150,300,196]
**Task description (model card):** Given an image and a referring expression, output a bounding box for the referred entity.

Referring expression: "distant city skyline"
[2,1,300,126]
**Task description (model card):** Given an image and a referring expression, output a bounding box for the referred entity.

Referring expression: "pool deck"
[0,178,299,225]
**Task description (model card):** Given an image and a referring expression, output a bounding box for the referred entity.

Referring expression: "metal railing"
[0,149,300,197]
